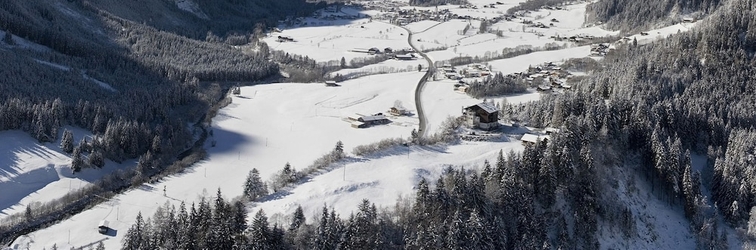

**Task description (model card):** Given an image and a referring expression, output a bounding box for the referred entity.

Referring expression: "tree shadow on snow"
[204,126,254,155]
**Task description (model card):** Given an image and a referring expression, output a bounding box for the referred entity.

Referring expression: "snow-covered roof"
[466,102,499,114]
[360,115,388,122]
[522,133,550,143]
[545,127,561,133]
[521,134,539,143]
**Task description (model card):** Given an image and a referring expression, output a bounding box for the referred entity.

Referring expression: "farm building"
[521,134,549,145]
[463,103,500,130]
[395,54,415,60]
[545,127,561,134]
[98,220,110,234]
[390,107,408,116]
[349,114,390,128]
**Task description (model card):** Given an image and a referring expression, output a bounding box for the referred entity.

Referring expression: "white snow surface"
[0,128,130,219]
[254,139,525,225]
[265,20,410,63]
[329,57,422,77]
[14,72,422,250]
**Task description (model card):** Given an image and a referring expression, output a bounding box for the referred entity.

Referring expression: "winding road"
[399,26,435,138]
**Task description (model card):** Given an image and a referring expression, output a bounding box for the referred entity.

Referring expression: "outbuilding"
[98,220,110,234]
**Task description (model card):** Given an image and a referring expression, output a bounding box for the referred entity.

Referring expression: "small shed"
[545,127,560,134]
[390,107,408,116]
[521,134,550,145]
[98,220,110,234]
[395,54,415,60]
[463,103,500,130]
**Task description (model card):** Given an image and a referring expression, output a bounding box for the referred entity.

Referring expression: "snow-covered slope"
[0,128,129,219]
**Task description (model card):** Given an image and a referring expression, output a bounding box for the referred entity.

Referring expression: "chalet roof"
[466,102,499,114]
[545,127,560,133]
[360,115,388,122]
[522,134,550,143]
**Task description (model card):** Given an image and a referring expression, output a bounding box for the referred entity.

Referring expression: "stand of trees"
[466,72,528,98]
[127,132,605,249]
[586,0,722,32]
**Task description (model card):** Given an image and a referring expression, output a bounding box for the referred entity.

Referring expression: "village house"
[463,103,500,130]
[390,106,408,116]
[521,133,549,145]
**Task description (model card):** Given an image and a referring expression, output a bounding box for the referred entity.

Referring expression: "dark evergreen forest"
[586,0,722,31]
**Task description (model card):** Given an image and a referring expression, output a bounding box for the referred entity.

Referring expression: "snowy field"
[0,128,132,220]
[264,8,410,63]
[328,57,424,78]
[254,138,525,225]
[12,72,423,250]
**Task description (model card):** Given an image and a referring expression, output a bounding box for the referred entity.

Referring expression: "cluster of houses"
[523,62,572,91]
[551,34,597,43]
[460,102,563,146]
[590,43,612,56]
[347,105,410,129]
[349,46,417,60]
[440,63,491,81]
[393,8,455,25]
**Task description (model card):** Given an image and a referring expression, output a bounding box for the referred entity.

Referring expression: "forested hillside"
[586,0,722,31]
[512,0,756,246]
[0,0,321,244]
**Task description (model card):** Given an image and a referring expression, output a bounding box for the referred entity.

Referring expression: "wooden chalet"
[463,103,500,130]
[390,107,408,116]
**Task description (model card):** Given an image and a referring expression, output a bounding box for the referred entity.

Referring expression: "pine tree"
[96,242,105,250]
[88,148,105,168]
[333,140,344,160]
[123,212,145,250]
[231,200,248,235]
[244,168,268,200]
[208,189,233,250]
[60,129,74,153]
[151,135,162,154]
[71,143,85,173]
[249,210,270,250]
[290,205,306,231]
